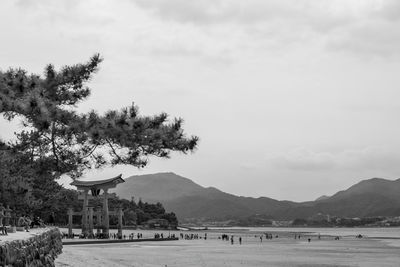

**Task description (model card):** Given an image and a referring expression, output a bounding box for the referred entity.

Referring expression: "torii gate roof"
[70,174,124,190]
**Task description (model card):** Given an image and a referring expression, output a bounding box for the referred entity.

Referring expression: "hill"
[112,172,295,220]
[315,195,330,201]
[113,173,400,221]
[113,172,204,203]
[308,178,400,218]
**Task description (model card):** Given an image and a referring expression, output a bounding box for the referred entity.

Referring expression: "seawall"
[0,228,62,267]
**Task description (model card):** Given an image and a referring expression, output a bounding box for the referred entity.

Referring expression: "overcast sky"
[1,0,400,201]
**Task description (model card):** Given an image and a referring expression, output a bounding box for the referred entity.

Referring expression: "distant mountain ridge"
[315,195,330,201]
[113,172,400,221]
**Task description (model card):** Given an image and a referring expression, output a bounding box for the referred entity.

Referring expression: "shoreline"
[55,231,400,267]
[63,237,178,245]
[58,226,400,239]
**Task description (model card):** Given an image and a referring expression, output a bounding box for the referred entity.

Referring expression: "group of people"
[0,225,7,235]
[220,234,230,241]
[263,233,277,240]
[132,233,143,239]
[154,233,164,239]
[62,231,180,240]
[294,233,344,241]
[220,234,242,245]
[180,233,207,240]
[62,231,148,239]
[0,215,45,236]
[258,233,278,242]
[18,215,45,232]
[30,217,46,228]
[102,232,175,240]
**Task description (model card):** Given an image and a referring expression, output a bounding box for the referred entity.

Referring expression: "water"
[60,226,400,239]
[208,226,400,238]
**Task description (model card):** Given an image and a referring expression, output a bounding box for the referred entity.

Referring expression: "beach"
[55,229,400,267]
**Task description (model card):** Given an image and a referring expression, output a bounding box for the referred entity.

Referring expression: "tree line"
[0,54,197,224]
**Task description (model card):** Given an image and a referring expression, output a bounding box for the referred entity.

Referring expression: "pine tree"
[0,142,35,212]
[0,54,199,179]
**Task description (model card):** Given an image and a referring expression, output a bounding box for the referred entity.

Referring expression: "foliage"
[114,198,177,226]
[0,142,36,213]
[235,214,273,226]
[0,144,81,221]
[292,218,308,226]
[30,180,82,224]
[291,216,391,227]
[335,217,383,227]
[0,55,198,220]
[0,54,198,179]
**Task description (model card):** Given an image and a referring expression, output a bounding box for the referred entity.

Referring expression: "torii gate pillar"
[68,208,73,237]
[96,206,102,235]
[102,188,110,236]
[117,207,123,238]
[88,206,94,236]
[81,189,89,234]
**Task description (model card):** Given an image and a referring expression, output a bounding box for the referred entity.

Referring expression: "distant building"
[309,213,331,222]
[145,218,170,229]
[272,220,292,227]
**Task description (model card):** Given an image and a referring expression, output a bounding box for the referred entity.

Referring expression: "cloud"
[132,0,400,59]
[10,0,400,61]
[16,0,78,9]
[132,0,223,25]
[239,162,258,170]
[327,15,400,58]
[149,45,234,65]
[269,148,336,171]
[323,0,400,58]
[373,0,400,22]
[268,147,400,172]
[14,0,115,27]
[132,0,348,30]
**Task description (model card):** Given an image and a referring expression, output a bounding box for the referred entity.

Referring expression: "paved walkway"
[0,228,50,244]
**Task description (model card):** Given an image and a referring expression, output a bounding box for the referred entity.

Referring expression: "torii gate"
[69,174,125,238]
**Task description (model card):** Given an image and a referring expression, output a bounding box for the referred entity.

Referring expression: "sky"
[1,0,400,202]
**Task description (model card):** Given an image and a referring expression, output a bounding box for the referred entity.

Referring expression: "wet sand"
[55,234,400,267]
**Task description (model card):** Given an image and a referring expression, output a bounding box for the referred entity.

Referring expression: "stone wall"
[0,228,62,267]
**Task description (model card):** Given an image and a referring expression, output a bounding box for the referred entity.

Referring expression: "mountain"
[315,195,330,201]
[113,173,400,221]
[113,172,204,203]
[308,178,400,218]
[112,172,295,220]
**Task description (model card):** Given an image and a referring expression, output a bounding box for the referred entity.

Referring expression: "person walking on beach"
[260,235,262,243]
[231,235,234,245]
[239,237,242,245]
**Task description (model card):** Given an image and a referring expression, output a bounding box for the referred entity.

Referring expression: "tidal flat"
[55,229,400,267]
